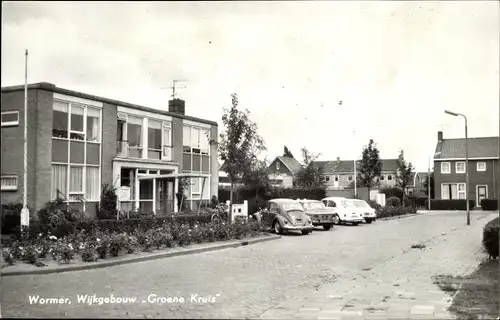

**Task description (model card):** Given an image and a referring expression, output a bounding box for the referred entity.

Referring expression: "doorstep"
[0,233,280,277]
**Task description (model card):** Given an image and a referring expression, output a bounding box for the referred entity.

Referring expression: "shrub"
[387,196,401,207]
[21,244,39,265]
[1,203,23,235]
[367,200,383,214]
[481,199,499,211]
[51,241,74,264]
[380,187,403,202]
[109,233,125,257]
[378,206,411,219]
[81,244,98,262]
[416,197,428,208]
[483,217,499,259]
[97,184,118,219]
[2,248,15,265]
[429,200,475,210]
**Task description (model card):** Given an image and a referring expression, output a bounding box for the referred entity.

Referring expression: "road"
[0,211,496,319]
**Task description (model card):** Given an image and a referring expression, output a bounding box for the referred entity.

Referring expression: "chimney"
[336,157,340,164]
[438,131,443,141]
[168,98,185,115]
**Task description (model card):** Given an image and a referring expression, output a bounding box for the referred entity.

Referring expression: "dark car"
[258,198,313,235]
[297,199,336,230]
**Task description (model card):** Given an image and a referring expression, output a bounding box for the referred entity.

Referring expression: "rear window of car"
[303,202,325,209]
[283,203,304,212]
[341,200,355,207]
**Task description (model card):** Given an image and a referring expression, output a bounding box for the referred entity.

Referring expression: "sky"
[2,1,499,172]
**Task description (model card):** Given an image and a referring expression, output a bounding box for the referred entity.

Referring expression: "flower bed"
[1,219,263,269]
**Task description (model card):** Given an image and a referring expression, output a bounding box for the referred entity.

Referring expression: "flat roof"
[1,82,218,126]
[138,172,210,180]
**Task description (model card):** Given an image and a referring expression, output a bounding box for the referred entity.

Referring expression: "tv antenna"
[162,80,187,99]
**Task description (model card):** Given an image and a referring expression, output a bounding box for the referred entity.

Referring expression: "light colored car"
[259,198,314,235]
[352,199,377,223]
[321,197,365,226]
[297,199,336,230]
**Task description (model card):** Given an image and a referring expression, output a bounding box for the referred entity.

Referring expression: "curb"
[379,213,420,221]
[0,234,281,277]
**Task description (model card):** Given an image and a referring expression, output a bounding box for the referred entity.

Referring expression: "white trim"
[476,185,488,207]
[441,182,466,200]
[476,162,486,172]
[434,157,499,161]
[455,161,466,174]
[117,106,172,122]
[183,119,212,129]
[54,93,103,108]
[1,175,18,191]
[441,162,451,174]
[1,110,20,127]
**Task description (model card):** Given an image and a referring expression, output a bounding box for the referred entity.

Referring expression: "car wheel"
[366,219,373,224]
[301,230,311,235]
[332,214,340,225]
[273,221,283,234]
[323,224,332,231]
[352,222,360,226]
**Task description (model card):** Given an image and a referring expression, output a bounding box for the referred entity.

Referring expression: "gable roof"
[434,136,499,159]
[313,159,399,174]
[273,156,303,174]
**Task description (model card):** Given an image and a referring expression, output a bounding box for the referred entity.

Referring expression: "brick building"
[1,82,218,217]
[433,131,499,207]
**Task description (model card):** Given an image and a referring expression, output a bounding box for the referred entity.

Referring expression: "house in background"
[433,131,499,207]
[405,172,428,197]
[314,157,399,190]
[267,156,303,188]
[1,82,219,216]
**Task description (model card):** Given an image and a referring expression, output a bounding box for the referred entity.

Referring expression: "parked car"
[351,199,377,223]
[297,199,337,230]
[259,198,314,235]
[321,197,365,226]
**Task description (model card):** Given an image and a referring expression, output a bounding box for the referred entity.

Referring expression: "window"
[441,162,451,174]
[334,176,339,182]
[387,174,392,181]
[182,125,211,201]
[276,161,280,170]
[477,162,486,172]
[455,162,466,174]
[162,122,172,160]
[441,183,466,200]
[325,176,330,182]
[148,119,162,160]
[380,175,385,181]
[348,175,353,181]
[1,111,19,127]
[51,99,101,204]
[127,116,143,158]
[1,175,18,191]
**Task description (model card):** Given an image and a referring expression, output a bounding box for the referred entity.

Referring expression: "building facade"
[315,158,399,190]
[267,156,303,188]
[1,82,218,216]
[433,131,499,207]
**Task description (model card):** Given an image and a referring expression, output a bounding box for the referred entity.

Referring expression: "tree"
[216,93,266,223]
[295,147,325,187]
[395,149,414,205]
[242,158,270,197]
[358,139,382,191]
[283,146,294,158]
[424,172,435,199]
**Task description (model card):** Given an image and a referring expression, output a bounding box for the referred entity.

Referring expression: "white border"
[476,184,488,207]
[476,162,487,171]
[183,119,212,129]
[441,162,451,174]
[0,175,18,191]
[1,111,20,127]
[435,157,499,161]
[54,93,103,108]
[455,161,466,174]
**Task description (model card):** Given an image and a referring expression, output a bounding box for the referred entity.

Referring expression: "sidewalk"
[259,212,497,320]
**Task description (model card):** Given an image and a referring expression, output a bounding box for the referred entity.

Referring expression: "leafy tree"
[395,149,414,205]
[358,139,382,191]
[242,158,270,197]
[424,172,435,199]
[216,93,266,223]
[295,147,324,187]
[283,146,294,158]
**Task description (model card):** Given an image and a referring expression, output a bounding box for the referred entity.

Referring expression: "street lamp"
[444,110,469,225]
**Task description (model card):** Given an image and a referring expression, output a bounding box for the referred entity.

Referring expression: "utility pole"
[21,49,29,230]
[162,80,187,99]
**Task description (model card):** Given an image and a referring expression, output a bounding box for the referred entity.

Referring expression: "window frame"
[1,111,20,127]
[387,174,392,181]
[441,162,451,174]
[51,98,102,205]
[455,161,466,174]
[1,175,18,191]
[476,162,486,172]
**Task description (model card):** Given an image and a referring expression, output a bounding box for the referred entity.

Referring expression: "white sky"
[2,1,499,171]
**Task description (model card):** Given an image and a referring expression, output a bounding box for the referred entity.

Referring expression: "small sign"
[119,186,131,201]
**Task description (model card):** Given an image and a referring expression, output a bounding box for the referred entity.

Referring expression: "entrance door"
[156,180,174,214]
[477,185,487,207]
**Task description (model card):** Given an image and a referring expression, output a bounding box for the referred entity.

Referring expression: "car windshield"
[283,203,304,212]
[341,200,355,207]
[354,201,370,208]
[303,202,325,210]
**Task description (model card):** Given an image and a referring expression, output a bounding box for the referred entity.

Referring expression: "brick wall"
[101,103,117,186]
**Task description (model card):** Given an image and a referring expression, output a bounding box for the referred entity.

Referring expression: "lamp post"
[21,49,30,231]
[445,110,469,225]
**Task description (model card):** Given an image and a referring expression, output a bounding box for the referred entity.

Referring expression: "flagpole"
[21,49,30,230]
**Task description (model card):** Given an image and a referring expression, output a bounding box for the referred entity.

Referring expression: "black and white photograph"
[1,1,499,319]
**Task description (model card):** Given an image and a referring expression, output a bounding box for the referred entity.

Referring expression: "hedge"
[483,217,499,259]
[379,187,404,202]
[428,200,476,210]
[1,203,23,234]
[481,199,499,211]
